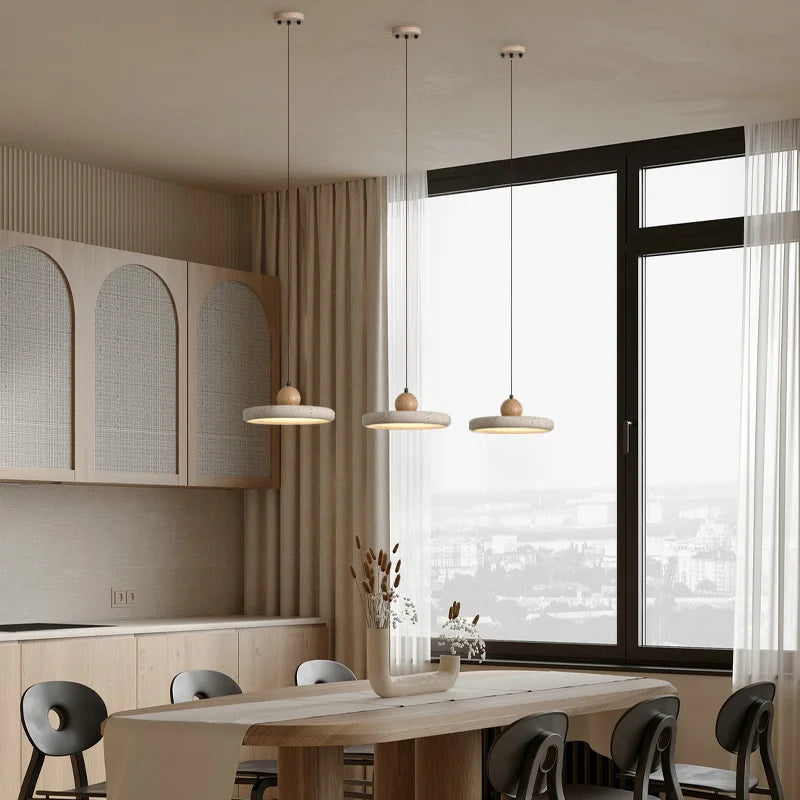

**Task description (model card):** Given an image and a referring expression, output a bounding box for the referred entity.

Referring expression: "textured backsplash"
[0,484,244,622]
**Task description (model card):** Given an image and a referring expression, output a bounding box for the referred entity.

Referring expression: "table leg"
[374,740,415,800]
[414,731,482,800]
[278,746,344,800]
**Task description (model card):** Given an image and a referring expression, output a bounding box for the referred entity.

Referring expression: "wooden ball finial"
[394,391,419,411]
[501,396,523,416]
[277,385,302,405]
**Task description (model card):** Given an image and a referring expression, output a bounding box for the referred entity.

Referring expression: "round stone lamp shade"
[362,390,450,430]
[244,385,335,426]
[469,395,553,434]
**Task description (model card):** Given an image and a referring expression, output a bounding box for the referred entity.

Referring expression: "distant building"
[690,549,736,593]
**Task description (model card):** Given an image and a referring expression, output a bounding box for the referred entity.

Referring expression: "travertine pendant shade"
[243,10,335,428]
[244,384,335,426]
[468,43,553,436]
[469,395,553,434]
[362,24,450,433]
[362,389,450,430]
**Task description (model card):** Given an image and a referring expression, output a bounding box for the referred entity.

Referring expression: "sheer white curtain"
[735,119,800,793]
[388,173,433,674]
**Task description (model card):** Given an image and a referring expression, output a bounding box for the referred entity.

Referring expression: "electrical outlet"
[111,588,136,608]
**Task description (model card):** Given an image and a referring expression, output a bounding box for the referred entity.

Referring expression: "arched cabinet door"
[0,231,85,482]
[188,264,280,488]
[81,250,187,485]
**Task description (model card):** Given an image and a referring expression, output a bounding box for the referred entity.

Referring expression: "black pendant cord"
[509,55,514,400]
[403,35,409,394]
[285,20,292,388]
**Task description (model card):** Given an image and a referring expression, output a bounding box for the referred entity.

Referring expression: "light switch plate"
[111,588,127,608]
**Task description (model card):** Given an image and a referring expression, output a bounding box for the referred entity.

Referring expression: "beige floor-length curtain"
[243,178,390,675]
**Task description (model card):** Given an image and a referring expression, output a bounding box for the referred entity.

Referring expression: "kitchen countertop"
[0,616,325,643]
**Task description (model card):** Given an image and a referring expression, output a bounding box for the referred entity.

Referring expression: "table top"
[113,669,676,747]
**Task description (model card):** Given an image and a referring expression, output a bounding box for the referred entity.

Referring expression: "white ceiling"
[3,0,800,194]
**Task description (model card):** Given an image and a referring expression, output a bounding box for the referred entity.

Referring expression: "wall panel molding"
[0,145,248,269]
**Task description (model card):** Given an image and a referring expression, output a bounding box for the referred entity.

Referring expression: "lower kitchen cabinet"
[0,643,21,800]
[19,636,137,794]
[236,623,330,794]
[136,629,239,707]
[0,622,326,800]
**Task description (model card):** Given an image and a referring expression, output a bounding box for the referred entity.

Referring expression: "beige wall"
[0,143,250,622]
[0,484,244,622]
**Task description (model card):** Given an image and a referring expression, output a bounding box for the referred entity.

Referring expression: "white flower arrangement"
[391,594,419,629]
[438,600,486,662]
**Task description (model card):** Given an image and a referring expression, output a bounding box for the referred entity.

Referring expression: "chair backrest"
[20,681,107,757]
[487,712,568,800]
[170,669,242,703]
[295,659,357,686]
[716,681,776,753]
[611,695,680,773]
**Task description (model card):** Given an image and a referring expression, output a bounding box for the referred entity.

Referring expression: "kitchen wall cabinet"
[188,264,281,489]
[0,231,86,483]
[83,249,187,485]
[0,229,279,489]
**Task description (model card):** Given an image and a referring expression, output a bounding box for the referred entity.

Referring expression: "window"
[423,176,618,646]
[642,248,743,649]
[423,127,744,669]
[642,157,745,227]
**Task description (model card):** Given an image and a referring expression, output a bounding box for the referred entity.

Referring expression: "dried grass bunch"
[350,536,416,629]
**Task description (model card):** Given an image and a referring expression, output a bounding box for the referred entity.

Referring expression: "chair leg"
[759,726,784,800]
[18,750,44,800]
[250,777,276,800]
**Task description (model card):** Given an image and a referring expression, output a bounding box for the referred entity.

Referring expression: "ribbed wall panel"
[0,145,247,268]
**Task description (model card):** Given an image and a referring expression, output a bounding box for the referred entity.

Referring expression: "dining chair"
[170,669,276,800]
[295,659,373,799]
[487,711,569,800]
[647,682,784,799]
[18,680,108,800]
[488,697,684,800]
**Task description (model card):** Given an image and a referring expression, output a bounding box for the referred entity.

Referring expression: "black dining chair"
[488,697,684,800]
[19,680,108,800]
[295,659,373,798]
[648,682,784,799]
[170,669,276,800]
[488,711,569,800]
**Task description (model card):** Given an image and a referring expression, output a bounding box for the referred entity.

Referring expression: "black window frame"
[427,126,744,673]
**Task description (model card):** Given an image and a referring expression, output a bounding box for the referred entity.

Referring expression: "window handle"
[623,420,636,455]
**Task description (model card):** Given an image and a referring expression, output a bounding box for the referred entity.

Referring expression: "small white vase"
[366,626,460,698]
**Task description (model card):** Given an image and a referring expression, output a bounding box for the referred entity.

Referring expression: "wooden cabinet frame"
[80,249,188,486]
[0,230,85,483]
[187,263,281,489]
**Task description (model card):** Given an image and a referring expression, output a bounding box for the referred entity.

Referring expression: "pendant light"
[244,11,335,427]
[362,25,450,431]
[469,45,553,435]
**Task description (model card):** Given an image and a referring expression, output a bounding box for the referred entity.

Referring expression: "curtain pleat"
[243,178,389,675]
[734,119,800,795]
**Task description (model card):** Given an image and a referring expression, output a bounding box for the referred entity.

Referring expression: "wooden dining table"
[105,670,675,800]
